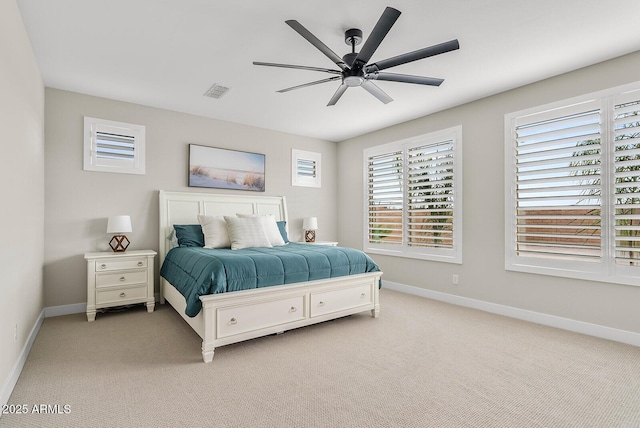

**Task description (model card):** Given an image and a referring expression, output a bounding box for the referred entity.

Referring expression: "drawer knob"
[289,306,297,313]
[100,264,106,269]
[137,261,143,266]
[361,293,366,298]
[229,318,237,325]
[119,292,126,298]
[119,276,126,282]
[318,301,325,307]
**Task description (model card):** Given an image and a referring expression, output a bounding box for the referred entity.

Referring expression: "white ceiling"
[17,0,640,142]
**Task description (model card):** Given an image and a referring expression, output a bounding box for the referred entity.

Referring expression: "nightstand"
[299,241,339,246]
[85,250,157,321]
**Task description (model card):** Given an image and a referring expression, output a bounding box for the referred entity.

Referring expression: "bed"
[158,190,382,362]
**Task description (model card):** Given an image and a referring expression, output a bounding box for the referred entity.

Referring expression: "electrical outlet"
[452,274,459,285]
[14,324,18,342]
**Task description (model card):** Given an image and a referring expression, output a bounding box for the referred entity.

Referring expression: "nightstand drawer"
[96,270,147,288]
[96,285,148,306]
[95,258,147,272]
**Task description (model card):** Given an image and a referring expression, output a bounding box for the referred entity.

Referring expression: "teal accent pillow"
[173,224,204,247]
[277,221,289,243]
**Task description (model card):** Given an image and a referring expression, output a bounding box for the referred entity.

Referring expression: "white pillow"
[236,213,286,246]
[224,216,272,250]
[198,214,231,248]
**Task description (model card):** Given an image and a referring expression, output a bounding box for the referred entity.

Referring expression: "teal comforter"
[160,243,381,317]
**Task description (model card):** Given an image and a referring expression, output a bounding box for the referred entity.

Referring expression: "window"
[364,126,463,263]
[84,117,146,175]
[505,83,640,286]
[292,149,321,188]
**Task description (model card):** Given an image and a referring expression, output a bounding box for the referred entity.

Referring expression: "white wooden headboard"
[158,190,288,266]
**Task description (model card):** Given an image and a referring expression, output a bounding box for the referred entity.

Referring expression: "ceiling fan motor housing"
[341,53,366,86]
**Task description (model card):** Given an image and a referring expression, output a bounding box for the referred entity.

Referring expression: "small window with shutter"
[292,149,321,188]
[83,117,146,175]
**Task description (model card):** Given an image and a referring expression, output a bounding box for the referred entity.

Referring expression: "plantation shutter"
[296,158,317,179]
[513,104,602,262]
[84,117,145,175]
[407,140,455,249]
[291,149,321,187]
[95,131,136,161]
[367,149,403,245]
[613,94,640,267]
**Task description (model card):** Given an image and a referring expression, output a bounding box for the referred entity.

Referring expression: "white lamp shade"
[107,215,132,234]
[303,217,318,230]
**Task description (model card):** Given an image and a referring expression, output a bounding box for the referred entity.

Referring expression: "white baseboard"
[0,309,44,408]
[44,302,86,318]
[43,293,161,318]
[383,280,640,347]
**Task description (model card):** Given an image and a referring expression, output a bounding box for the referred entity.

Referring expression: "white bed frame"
[158,190,381,362]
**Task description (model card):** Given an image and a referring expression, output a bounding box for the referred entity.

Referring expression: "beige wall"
[44,89,337,307]
[0,0,45,401]
[338,51,640,333]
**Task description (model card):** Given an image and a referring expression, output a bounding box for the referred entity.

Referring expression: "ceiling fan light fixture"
[344,75,364,87]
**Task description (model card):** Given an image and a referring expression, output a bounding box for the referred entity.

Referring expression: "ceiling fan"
[253,6,459,106]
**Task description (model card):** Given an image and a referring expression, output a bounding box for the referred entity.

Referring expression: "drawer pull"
[318,301,325,307]
[361,293,366,298]
[229,318,237,325]
[119,276,126,282]
[289,306,297,313]
[119,292,126,298]
[137,261,143,266]
[100,264,107,269]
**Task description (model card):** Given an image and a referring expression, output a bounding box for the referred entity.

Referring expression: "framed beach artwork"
[188,144,265,192]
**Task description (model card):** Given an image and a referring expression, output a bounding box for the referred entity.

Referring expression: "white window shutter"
[506,83,640,286]
[407,140,455,249]
[84,117,145,175]
[366,149,404,245]
[364,126,462,263]
[613,93,640,267]
[292,149,321,187]
[95,131,136,161]
[513,104,602,262]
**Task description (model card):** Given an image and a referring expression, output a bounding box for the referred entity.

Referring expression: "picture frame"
[188,144,265,192]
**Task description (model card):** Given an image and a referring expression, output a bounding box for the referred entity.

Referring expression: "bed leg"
[160,279,166,304]
[202,344,215,363]
[371,280,380,318]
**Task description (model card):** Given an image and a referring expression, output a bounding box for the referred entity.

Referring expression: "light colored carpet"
[2,289,639,427]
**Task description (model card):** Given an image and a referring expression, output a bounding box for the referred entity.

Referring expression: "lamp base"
[304,230,316,243]
[109,235,130,252]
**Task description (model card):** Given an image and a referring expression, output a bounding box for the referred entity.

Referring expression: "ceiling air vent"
[203,83,230,99]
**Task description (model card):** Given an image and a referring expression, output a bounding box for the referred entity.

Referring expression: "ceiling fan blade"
[327,84,348,106]
[277,76,342,93]
[286,20,348,70]
[366,39,460,72]
[253,62,341,75]
[361,81,393,104]
[353,7,401,67]
[367,72,444,86]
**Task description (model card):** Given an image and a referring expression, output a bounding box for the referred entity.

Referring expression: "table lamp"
[107,215,132,252]
[303,217,318,243]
